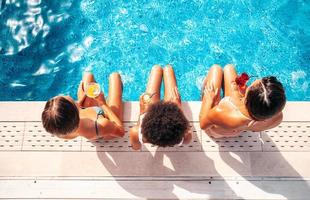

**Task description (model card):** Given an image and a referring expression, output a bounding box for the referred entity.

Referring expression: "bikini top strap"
[138,113,147,144]
[177,137,184,146]
[221,97,257,126]
[94,107,105,138]
[247,120,257,127]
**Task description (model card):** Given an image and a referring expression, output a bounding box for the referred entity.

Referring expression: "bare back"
[205,65,283,138]
[207,97,283,138]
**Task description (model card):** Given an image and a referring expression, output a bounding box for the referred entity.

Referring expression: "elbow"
[277,112,283,124]
[129,126,141,150]
[199,120,207,130]
[113,126,125,138]
[267,112,284,130]
[199,114,206,129]
[131,143,141,151]
[118,126,125,137]
[274,113,283,128]
[199,117,212,130]
[183,132,192,144]
[199,111,215,130]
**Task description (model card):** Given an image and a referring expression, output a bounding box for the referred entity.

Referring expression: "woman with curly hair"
[130,65,192,150]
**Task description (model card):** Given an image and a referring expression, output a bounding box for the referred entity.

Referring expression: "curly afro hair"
[141,101,189,147]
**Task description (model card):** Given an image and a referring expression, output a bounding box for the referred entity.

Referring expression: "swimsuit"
[92,106,105,137]
[220,96,257,126]
[207,96,257,137]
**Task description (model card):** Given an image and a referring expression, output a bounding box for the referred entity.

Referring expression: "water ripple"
[0,0,310,100]
[0,0,44,55]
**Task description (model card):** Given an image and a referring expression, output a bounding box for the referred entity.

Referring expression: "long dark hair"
[245,76,286,120]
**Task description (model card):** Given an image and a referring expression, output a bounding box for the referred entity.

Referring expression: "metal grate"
[22,122,81,151]
[0,122,24,151]
[0,121,309,152]
[262,122,310,152]
[201,130,262,151]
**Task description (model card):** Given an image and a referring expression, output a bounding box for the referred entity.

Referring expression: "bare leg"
[199,65,223,131]
[145,65,163,104]
[107,72,123,121]
[78,72,98,108]
[201,64,223,105]
[163,65,181,107]
[223,64,242,100]
[163,65,191,143]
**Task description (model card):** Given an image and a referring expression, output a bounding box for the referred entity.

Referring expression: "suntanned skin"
[199,64,283,138]
[59,72,124,140]
[130,65,192,150]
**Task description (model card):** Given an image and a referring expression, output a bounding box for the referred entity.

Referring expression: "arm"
[182,130,192,144]
[199,97,214,130]
[129,125,142,150]
[101,103,124,137]
[128,95,151,150]
[139,94,149,114]
[251,112,283,132]
[95,93,124,137]
[199,83,219,129]
[266,112,283,129]
[77,81,87,107]
[97,117,124,138]
[128,95,148,150]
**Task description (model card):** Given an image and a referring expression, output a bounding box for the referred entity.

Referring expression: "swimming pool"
[0,0,309,101]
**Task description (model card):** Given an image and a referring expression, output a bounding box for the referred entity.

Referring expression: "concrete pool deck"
[0,101,310,199]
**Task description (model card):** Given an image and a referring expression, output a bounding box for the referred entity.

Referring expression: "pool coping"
[0,101,309,122]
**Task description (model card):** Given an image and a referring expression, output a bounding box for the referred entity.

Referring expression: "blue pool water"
[0,0,309,101]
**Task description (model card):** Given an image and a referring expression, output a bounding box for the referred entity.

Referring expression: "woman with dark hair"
[42,72,124,140]
[199,64,286,138]
[130,65,192,150]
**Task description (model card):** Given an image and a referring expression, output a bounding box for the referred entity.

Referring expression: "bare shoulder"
[76,118,96,140]
[209,104,247,129]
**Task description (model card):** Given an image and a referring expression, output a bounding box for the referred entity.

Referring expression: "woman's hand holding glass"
[78,81,106,106]
[139,93,156,114]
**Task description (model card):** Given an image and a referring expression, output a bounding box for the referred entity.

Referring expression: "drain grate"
[201,130,262,152]
[262,122,310,151]
[0,122,24,151]
[0,121,309,152]
[22,122,81,151]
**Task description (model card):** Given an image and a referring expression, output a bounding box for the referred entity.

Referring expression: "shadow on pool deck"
[95,147,243,199]
[94,102,242,199]
[219,134,310,199]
